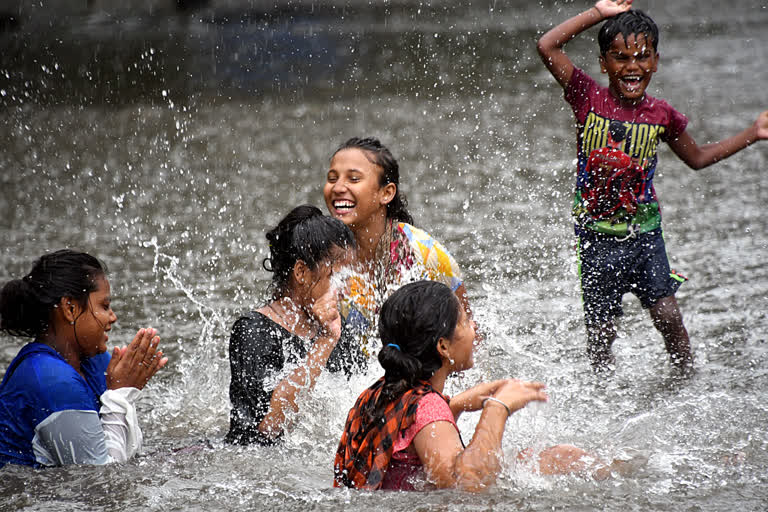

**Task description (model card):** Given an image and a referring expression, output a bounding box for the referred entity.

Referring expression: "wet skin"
[73,277,117,358]
[324,148,395,236]
[599,32,658,107]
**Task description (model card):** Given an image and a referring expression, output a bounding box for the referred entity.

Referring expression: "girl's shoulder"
[230,310,302,355]
[4,343,72,388]
[394,222,438,242]
[2,344,96,412]
[394,392,457,452]
[233,310,280,331]
[415,391,455,426]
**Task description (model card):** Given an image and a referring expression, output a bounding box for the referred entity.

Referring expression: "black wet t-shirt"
[225,311,365,445]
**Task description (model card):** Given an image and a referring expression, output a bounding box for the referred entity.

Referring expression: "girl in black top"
[226,205,358,445]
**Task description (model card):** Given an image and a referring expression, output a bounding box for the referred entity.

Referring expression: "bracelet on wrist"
[482,396,512,417]
[592,6,603,18]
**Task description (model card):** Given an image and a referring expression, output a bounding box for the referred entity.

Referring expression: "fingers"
[519,380,549,404]
[312,290,341,331]
[522,380,546,391]
[156,355,169,372]
[109,328,167,390]
[494,379,549,411]
[327,316,342,340]
[596,0,632,17]
[494,378,542,390]
[106,346,122,376]
[140,335,161,366]
[314,289,339,313]
[137,328,155,359]
[143,346,167,383]
[134,334,168,389]
[137,334,160,369]
[125,328,154,366]
[517,380,548,398]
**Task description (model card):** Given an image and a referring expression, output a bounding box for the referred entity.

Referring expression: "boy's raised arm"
[668,110,768,170]
[536,0,633,89]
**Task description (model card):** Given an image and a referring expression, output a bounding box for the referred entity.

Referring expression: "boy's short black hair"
[598,10,659,55]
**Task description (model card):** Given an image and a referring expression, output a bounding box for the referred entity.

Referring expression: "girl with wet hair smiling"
[324,137,473,363]
[0,249,167,468]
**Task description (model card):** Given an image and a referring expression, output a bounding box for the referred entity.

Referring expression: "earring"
[449,357,455,366]
[70,321,75,325]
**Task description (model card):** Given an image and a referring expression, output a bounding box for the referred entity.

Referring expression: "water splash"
[142,236,231,433]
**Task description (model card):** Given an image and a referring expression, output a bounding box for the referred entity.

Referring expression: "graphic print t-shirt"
[565,67,688,235]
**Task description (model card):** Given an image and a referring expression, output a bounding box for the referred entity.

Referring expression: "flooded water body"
[1,0,767,510]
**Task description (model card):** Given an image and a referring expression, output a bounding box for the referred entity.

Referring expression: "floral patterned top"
[339,220,463,358]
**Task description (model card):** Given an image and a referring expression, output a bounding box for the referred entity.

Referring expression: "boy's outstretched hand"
[754,110,768,140]
[595,0,633,18]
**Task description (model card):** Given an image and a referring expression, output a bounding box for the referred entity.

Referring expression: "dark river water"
[1,1,767,510]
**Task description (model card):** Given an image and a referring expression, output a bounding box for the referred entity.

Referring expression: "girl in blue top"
[0,249,168,468]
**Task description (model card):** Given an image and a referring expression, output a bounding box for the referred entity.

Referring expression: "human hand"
[311,287,341,340]
[754,110,768,140]
[450,380,508,414]
[106,328,168,390]
[490,379,548,415]
[594,0,633,18]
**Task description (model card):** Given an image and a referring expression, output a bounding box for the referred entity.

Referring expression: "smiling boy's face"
[600,32,659,107]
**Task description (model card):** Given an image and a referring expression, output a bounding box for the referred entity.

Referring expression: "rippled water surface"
[1,1,767,510]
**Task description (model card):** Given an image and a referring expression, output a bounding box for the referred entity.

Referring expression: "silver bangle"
[482,396,512,417]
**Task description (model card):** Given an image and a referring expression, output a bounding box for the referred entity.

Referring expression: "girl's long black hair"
[362,280,459,422]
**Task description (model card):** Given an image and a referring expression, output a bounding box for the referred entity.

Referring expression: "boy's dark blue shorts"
[578,228,686,327]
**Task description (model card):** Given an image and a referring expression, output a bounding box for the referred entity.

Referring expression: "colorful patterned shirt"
[339,221,463,356]
[333,378,450,490]
[565,68,689,235]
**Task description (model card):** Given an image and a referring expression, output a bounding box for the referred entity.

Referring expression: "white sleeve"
[33,410,110,466]
[99,387,143,462]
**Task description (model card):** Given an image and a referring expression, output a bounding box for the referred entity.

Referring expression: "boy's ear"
[599,54,607,74]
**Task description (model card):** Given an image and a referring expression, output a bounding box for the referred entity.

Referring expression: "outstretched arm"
[413,379,548,492]
[537,0,632,88]
[668,110,768,170]
[448,379,506,420]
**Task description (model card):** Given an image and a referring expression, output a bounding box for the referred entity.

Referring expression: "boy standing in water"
[537,0,768,371]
